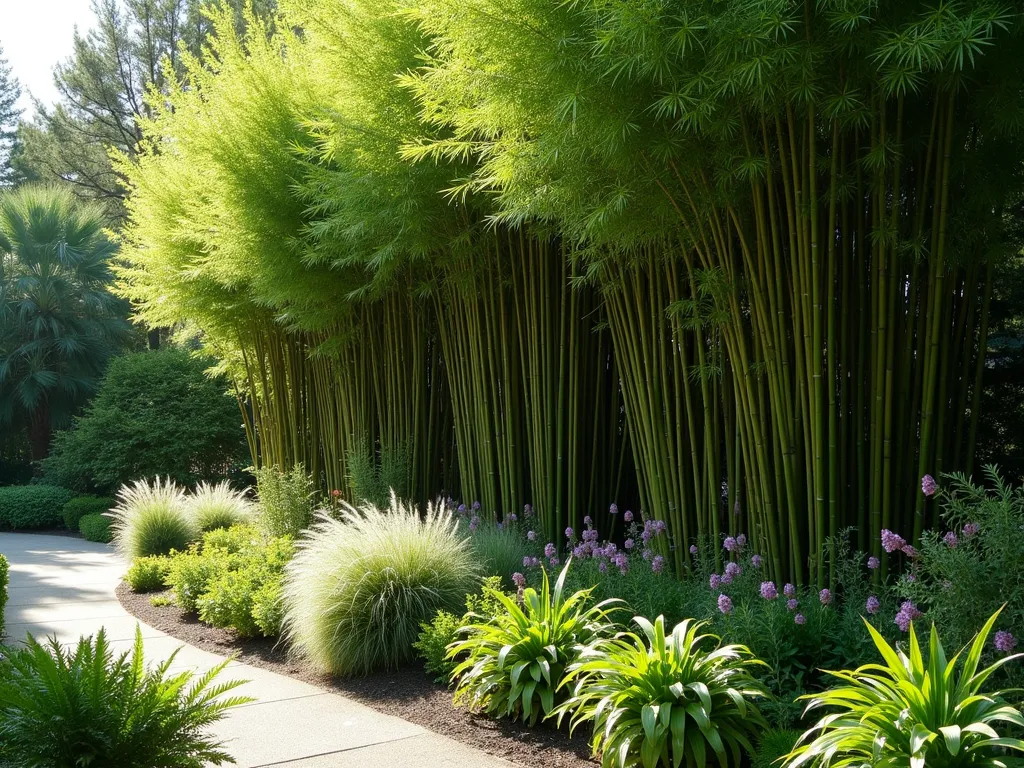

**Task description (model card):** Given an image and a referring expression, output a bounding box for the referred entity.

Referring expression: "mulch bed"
[117,583,597,768]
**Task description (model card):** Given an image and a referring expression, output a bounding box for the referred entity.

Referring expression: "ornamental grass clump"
[450,560,623,725]
[282,493,479,676]
[110,477,196,559]
[556,615,768,768]
[785,609,1024,768]
[188,481,253,533]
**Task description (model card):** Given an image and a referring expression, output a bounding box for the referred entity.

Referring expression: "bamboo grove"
[115,0,1024,585]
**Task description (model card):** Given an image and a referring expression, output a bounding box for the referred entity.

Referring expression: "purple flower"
[723,536,739,552]
[751,554,763,568]
[508,512,517,523]
[584,516,593,527]
[523,503,533,517]
[943,531,958,548]
[598,560,608,573]
[544,543,556,558]
[760,581,778,600]
[921,474,938,497]
[472,501,481,511]
[901,544,919,559]
[469,515,480,532]
[786,598,799,612]
[963,522,980,538]
[549,556,559,567]
[527,530,537,541]
[881,529,906,554]
[624,538,635,550]
[457,504,467,514]
[512,572,526,588]
[710,574,723,590]
[623,510,634,523]
[994,631,1017,654]
[565,527,574,539]
[689,544,698,555]
[721,572,734,585]
[783,583,796,598]
[523,556,540,568]
[819,588,832,606]
[794,613,806,625]
[609,503,618,515]
[614,552,629,574]
[866,595,881,615]
[642,548,653,561]
[736,533,747,548]
[895,600,922,632]
[867,556,880,570]
[718,594,733,615]
[724,562,742,579]
[651,555,665,574]
[572,544,586,558]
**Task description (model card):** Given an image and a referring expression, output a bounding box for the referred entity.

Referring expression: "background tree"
[16,0,275,218]
[0,44,22,187]
[42,347,248,494]
[0,185,132,461]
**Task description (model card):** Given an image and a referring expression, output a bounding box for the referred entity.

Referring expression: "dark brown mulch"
[116,583,597,768]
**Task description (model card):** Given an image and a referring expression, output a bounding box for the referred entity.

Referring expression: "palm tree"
[0,186,131,461]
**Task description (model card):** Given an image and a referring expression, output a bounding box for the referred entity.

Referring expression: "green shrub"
[125,556,172,593]
[79,513,113,543]
[62,495,114,531]
[414,576,512,684]
[282,495,480,675]
[0,627,251,766]
[201,523,258,554]
[753,729,801,768]
[785,611,1024,768]
[188,480,253,533]
[41,348,248,495]
[254,464,315,537]
[197,535,294,638]
[0,553,8,638]
[556,615,769,768]
[0,485,74,530]
[451,561,622,725]
[165,545,228,614]
[109,477,196,558]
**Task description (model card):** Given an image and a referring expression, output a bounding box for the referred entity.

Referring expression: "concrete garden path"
[0,532,516,768]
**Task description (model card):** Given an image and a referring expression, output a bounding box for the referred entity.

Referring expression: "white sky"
[0,0,96,116]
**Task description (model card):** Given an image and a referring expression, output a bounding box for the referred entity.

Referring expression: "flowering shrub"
[888,467,1024,665]
[786,610,1024,768]
[555,615,768,768]
[450,561,622,725]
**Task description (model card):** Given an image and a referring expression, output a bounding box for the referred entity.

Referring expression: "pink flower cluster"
[881,529,906,553]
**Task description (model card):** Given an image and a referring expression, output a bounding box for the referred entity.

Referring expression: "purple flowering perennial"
[760,581,778,600]
[921,474,938,497]
[783,583,796,598]
[819,588,832,606]
[881,529,906,554]
[623,510,633,523]
[867,556,880,570]
[544,543,556,558]
[718,594,733,615]
[689,544,698,555]
[723,536,738,552]
[512,572,526,588]
[895,600,922,632]
[751,554,763,568]
[994,631,1017,653]
[710,574,723,590]
[794,613,806,625]
[866,596,881,615]
[786,598,799,612]
[943,531,958,548]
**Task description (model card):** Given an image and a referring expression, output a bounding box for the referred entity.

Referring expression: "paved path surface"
[0,532,515,768]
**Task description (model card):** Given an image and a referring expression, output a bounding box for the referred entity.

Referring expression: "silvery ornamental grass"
[189,480,253,533]
[110,477,197,559]
[282,492,480,676]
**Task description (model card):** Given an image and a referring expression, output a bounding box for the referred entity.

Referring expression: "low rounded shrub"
[165,545,227,614]
[125,556,172,593]
[254,464,314,537]
[79,513,113,543]
[109,478,196,559]
[188,481,253,533]
[556,615,769,768]
[0,627,251,766]
[282,495,480,675]
[0,485,74,530]
[62,495,114,531]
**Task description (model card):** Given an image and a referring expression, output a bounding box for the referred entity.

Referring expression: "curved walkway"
[0,532,515,768]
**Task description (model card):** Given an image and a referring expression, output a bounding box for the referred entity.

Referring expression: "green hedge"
[0,553,8,638]
[0,486,75,530]
[79,513,113,543]
[62,496,114,531]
